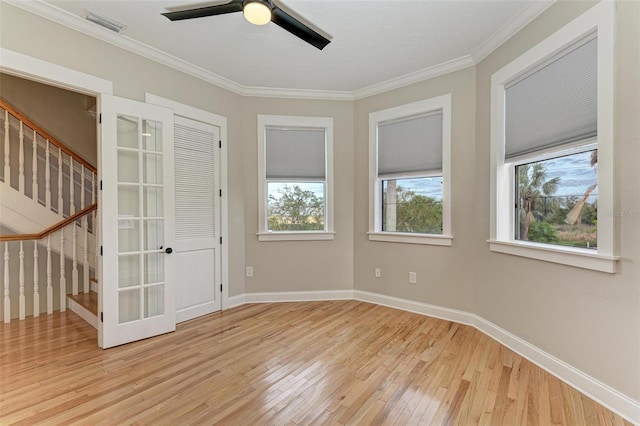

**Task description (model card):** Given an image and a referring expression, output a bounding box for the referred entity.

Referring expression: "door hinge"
[219,189,222,197]
[100,180,103,190]
[220,284,223,292]
[219,140,222,149]
[100,246,103,256]
[219,236,222,244]
[99,113,102,124]
[100,312,104,322]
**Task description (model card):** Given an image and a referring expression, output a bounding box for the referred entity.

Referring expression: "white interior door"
[174,116,221,322]
[100,94,175,348]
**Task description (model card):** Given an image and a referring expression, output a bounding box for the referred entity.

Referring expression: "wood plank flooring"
[0,300,632,425]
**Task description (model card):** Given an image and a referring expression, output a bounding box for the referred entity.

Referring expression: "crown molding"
[471,0,557,63]
[6,0,557,102]
[351,55,476,100]
[5,0,246,96]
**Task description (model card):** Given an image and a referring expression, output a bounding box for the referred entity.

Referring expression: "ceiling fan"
[162,0,331,50]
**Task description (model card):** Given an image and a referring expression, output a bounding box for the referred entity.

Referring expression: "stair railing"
[1,203,97,322]
[1,100,97,227]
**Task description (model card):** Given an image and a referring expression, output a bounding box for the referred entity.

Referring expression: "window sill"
[368,232,452,246]
[258,232,335,242]
[488,240,619,273]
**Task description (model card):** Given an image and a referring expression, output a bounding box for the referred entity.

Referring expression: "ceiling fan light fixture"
[243,0,271,26]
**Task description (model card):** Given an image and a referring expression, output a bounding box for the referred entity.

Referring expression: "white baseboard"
[243,289,353,304]
[221,289,639,425]
[67,296,97,329]
[226,294,245,309]
[176,301,220,324]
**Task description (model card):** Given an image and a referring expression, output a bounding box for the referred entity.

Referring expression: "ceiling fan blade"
[162,1,243,21]
[271,7,330,50]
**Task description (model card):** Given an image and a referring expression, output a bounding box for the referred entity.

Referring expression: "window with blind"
[257,115,334,241]
[489,0,617,273]
[368,95,452,245]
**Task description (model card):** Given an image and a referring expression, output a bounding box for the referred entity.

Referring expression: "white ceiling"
[32,0,553,97]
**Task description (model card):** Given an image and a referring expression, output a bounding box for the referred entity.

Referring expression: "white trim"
[176,301,219,323]
[0,48,113,95]
[471,1,557,64]
[368,95,452,245]
[488,240,618,273]
[354,290,473,326]
[244,290,353,304]
[5,0,554,102]
[226,294,246,309]
[352,56,475,101]
[489,1,616,271]
[257,115,334,239]
[367,232,453,246]
[144,93,230,311]
[257,232,335,242]
[67,296,98,329]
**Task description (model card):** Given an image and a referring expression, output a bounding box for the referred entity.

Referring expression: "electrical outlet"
[246,266,254,278]
[409,272,417,284]
[375,268,381,278]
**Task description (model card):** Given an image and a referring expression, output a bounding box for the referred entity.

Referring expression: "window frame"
[368,95,452,246]
[489,1,618,273]
[257,114,334,241]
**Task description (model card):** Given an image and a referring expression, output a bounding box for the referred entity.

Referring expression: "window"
[368,95,452,246]
[489,1,617,272]
[257,115,334,241]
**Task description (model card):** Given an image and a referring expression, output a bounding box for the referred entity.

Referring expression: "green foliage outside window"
[267,184,324,231]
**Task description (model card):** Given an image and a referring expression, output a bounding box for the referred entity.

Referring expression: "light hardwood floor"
[0,300,632,425]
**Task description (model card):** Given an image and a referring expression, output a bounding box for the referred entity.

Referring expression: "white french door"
[99,95,175,348]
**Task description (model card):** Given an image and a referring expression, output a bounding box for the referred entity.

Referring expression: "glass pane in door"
[116,115,167,325]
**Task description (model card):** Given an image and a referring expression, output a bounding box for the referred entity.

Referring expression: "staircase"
[0,100,98,324]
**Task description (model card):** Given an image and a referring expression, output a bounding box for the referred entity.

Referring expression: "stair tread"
[68,291,98,316]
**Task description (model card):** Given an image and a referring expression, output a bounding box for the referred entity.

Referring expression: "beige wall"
[353,67,477,312]
[241,97,354,292]
[472,0,639,400]
[0,73,97,166]
[0,2,247,297]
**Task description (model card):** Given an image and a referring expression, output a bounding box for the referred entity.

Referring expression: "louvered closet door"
[173,116,221,322]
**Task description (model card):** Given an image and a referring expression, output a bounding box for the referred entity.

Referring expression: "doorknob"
[165,247,173,254]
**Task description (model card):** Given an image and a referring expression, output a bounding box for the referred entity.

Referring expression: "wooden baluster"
[72,223,78,296]
[47,236,53,314]
[33,241,40,317]
[3,242,10,323]
[32,130,38,202]
[3,109,10,186]
[19,241,25,320]
[59,228,66,311]
[82,166,89,293]
[18,121,25,194]
[45,140,51,209]
[57,147,63,216]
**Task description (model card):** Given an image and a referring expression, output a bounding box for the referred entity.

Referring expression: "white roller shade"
[505,36,597,159]
[174,123,215,240]
[266,127,326,179]
[377,111,443,176]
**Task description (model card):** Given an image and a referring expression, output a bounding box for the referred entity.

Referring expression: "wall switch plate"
[246,266,254,278]
[375,268,381,278]
[409,272,417,284]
